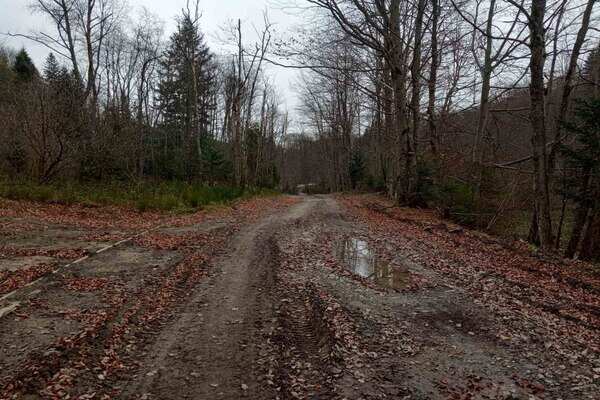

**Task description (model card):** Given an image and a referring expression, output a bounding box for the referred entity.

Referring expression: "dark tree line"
[276,0,600,260]
[0,1,286,188]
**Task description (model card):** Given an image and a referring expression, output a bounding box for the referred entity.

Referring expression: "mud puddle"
[337,237,409,289]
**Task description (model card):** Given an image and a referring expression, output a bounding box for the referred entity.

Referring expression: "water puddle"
[336,238,409,289]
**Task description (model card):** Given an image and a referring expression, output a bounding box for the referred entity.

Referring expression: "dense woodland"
[279,0,600,260]
[0,0,599,260]
[0,1,285,188]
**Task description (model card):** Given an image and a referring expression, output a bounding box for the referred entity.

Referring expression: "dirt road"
[1,195,599,399]
[120,199,313,399]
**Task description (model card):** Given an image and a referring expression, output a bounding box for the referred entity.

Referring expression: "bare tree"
[525,0,554,250]
[222,15,273,186]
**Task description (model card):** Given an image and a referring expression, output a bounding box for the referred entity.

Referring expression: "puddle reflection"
[337,238,409,289]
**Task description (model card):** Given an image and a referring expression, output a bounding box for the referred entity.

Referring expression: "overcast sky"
[0,0,304,123]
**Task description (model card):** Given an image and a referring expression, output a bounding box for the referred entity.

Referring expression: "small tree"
[201,136,231,185]
[43,53,61,82]
[12,48,38,82]
[0,48,15,83]
[561,99,600,259]
[349,150,365,190]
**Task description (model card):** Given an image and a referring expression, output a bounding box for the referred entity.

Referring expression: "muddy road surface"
[1,195,599,399]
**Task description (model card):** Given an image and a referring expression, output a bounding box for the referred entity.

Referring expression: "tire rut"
[274,282,337,399]
[120,199,314,400]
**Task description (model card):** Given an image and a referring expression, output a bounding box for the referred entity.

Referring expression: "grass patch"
[0,179,278,212]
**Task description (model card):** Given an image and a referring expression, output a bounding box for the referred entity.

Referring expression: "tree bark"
[472,0,496,171]
[410,0,426,169]
[528,0,554,250]
[565,166,592,258]
[551,0,596,151]
[426,0,440,156]
[579,211,600,261]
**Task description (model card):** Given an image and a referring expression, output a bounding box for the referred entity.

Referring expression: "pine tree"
[0,48,13,80]
[349,150,366,189]
[41,52,80,108]
[201,136,231,184]
[157,13,215,180]
[43,53,61,82]
[13,48,38,82]
[561,99,600,259]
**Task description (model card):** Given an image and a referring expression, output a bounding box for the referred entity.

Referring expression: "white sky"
[0,0,304,121]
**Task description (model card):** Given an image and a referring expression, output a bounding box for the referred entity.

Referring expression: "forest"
[0,0,599,260]
[2,1,600,398]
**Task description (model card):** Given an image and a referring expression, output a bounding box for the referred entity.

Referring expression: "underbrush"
[0,179,278,212]
[492,207,576,246]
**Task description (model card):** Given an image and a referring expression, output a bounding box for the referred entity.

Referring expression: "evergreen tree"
[157,13,215,180]
[349,150,366,189]
[43,53,78,100]
[12,48,38,82]
[0,48,14,83]
[43,53,61,82]
[561,100,600,210]
[200,136,231,184]
[561,99,600,259]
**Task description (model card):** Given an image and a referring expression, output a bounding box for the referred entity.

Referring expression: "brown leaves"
[65,277,110,292]
[0,194,298,399]
[133,232,210,250]
[0,198,164,231]
[338,193,600,395]
[340,195,600,333]
[0,246,87,260]
[0,247,87,294]
[0,263,55,295]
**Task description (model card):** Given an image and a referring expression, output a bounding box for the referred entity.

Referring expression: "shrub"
[0,179,278,212]
[433,179,477,225]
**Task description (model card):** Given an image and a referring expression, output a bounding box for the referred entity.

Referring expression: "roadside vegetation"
[0,179,277,212]
[277,1,599,261]
[0,1,284,216]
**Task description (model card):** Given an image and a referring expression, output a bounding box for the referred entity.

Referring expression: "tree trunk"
[579,211,600,261]
[410,0,426,171]
[565,166,592,257]
[472,0,496,167]
[528,0,554,250]
[527,206,541,246]
[550,0,596,162]
[426,0,440,156]
[387,0,412,202]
